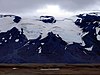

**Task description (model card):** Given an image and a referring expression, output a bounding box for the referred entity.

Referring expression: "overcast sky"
[0,0,100,17]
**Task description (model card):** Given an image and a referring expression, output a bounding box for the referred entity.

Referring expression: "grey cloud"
[0,0,99,15]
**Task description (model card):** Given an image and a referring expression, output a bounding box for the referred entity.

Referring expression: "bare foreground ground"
[0,64,99,75]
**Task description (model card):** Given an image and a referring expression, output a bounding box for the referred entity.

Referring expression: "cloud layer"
[0,0,100,16]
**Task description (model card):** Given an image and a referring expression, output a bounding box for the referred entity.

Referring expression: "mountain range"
[0,13,100,63]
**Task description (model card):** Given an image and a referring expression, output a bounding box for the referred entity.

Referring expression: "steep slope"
[0,27,28,63]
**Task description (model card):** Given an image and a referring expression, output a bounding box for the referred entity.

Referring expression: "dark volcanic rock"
[0,27,28,63]
[13,16,21,23]
[75,13,100,59]
[40,16,56,23]
[41,32,67,55]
